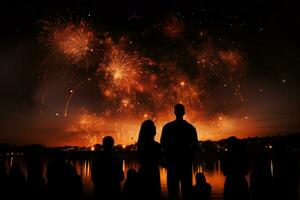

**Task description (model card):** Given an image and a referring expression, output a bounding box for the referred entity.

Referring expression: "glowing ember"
[163,15,185,39]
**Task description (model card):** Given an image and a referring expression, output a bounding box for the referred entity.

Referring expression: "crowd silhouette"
[0,104,299,200]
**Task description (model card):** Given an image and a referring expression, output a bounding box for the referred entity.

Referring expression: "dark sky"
[0,0,299,146]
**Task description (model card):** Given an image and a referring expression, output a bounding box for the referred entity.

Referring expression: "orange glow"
[163,15,185,39]
[63,108,256,146]
[219,50,245,72]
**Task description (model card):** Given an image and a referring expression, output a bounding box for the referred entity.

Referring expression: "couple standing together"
[137,103,198,200]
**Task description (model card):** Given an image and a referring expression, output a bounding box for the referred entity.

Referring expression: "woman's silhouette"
[137,120,162,200]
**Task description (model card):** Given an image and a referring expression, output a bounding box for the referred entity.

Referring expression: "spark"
[98,45,144,95]
[191,41,221,76]
[38,14,250,146]
[41,18,99,65]
[163,15,184,39]
[64,79,90,117]
[219,50,245,73]
[90,146,95,151]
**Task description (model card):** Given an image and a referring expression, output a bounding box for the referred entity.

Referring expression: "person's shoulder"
[163,120,176,128]
[206,183,212,189]
[184,120,196,129]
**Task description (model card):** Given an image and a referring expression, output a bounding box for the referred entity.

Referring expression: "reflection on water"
[70,159,226,198]
[6,158,244,199]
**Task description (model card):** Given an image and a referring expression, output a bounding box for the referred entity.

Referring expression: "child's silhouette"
[192,172,212,200]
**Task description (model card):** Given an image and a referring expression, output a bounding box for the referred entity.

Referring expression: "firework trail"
[64,78,91,117]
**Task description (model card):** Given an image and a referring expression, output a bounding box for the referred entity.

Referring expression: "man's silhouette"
[92,136,124,200]
[161,104,199,200]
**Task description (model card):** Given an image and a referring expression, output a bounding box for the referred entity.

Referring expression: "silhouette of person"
[137,120,162,200]
[92,136,124,200]
[222,136,250,200]
[26,157,46,199]
[0,159,8,198]
[161,104,199,200]
[122,169,140,200]
[272,139,299,200]
[46,155,70,199]
[192,172,212,200]
[65,163,83,199]
[250,144,274,200]
[7,162,26,198]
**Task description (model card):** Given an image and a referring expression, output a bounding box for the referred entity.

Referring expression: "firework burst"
[97,44,147,112]
[40,18,100,66]
[219,50,246,73]
[67,108,104,146]
[191,41,222,76]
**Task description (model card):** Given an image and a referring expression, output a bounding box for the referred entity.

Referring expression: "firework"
[97,44,147,112]
[219,50,245,73]
[82,133,98,147]
[38,13,250,146]
[64,78,90,117]
[67,109,104,146]
[157,69,201,108]
[104,48,143,93]
[41,18,99,65]
[163,15,185,39]
[191,41,222,76]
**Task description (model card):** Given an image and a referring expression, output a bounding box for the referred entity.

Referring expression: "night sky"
[0,0,299,146]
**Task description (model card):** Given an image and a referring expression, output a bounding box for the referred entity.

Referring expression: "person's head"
[195,172,206,185]
[174,103,185,119]
[138,120,156,146]
[226,136,241,151]
[103,136,114,152]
